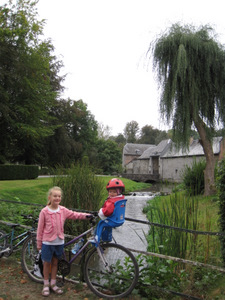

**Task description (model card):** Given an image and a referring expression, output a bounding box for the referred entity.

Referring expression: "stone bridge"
[122,173,160,183]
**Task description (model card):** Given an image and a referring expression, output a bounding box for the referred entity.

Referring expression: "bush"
[181,159,206,195]
[0,164,39,180]
[136,255,184,299]
[215,158,225,264]
[52,162,105,236]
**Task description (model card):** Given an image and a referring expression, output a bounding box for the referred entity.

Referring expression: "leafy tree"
[108,133,126,153]
[93,139,122,174]
[124,120,139,143]
[44,99,98,167]
[215,128,225,137]
[138,125,156,144]
[70,99,98,156]
[149,24,225,195]
[113,133,126,152]
[0,0,64,164]
[114,133,126,144]
[138,125,168,145]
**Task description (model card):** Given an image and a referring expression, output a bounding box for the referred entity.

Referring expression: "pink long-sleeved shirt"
[36,205,89,249]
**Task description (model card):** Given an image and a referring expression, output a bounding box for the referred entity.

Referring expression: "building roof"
[161,136,223,158]
[139,139,172,159]
[123,143,154,156]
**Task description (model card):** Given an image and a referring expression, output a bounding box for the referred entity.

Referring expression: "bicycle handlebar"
[21,214,39,224]
[86,213,99,226]
[21,214,34,219]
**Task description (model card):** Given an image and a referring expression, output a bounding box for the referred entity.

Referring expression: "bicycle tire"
[21,234,43,284]
[0,230,7,258]
[84,243,139,298]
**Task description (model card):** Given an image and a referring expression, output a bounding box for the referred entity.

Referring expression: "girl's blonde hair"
[47,186,63,205]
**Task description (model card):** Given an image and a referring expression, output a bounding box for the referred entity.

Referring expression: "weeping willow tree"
[149,24,225,196]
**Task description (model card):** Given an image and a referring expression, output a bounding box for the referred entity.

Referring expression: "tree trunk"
[203,148,216,196]
[194,117,216,196]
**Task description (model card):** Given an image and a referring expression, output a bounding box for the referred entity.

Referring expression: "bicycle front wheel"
[0,230,7,258]
[21,234,43,283]
[84,243,139,299]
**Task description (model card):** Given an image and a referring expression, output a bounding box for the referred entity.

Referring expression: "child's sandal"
[50,284,63,295]
[42,284,50,297]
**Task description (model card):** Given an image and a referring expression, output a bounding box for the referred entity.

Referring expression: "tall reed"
[52,162,105,235]
[147,193,199,259]
[146,193,221,265]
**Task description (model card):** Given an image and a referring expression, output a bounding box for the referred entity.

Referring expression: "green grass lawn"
[0,176,151,229]
[0,177,53,205]
[0,176,150,206]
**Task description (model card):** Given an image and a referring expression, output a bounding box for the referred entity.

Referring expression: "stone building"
[123,137,225,183]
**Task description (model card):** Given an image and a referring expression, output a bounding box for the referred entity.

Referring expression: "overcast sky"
[2,0,225,135]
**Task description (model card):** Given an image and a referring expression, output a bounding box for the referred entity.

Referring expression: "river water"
[112,192,155,251]
[112,184,174,251]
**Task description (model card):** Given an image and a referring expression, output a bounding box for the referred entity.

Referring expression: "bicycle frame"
[0,226,33,254]
[61,225,95,265]
[10,228,33,251]
[0,214,38,256]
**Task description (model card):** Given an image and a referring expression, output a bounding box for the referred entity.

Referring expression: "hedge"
[0,165,39,180]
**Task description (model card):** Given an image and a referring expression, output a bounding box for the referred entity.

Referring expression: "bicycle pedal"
[3,247,11,253]
[56,281,64,287]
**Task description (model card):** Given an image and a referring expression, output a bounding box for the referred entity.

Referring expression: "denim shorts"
[41,244,64,263]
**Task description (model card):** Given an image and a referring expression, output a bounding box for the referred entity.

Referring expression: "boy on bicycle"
[98,178,125,220]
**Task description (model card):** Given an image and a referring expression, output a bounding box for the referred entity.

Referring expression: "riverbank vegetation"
[143,192,223,299]
[142,159,225,299]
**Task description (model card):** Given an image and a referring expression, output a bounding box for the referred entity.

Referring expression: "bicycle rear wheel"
[0,230,7,258]
[84,243,139,299]
[21,234,43,283]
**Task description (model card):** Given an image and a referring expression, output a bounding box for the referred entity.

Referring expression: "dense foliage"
[0,0,117,171]
[0,164,38,180]
[0,0,65,164]
[42,99,98,167]
[181,159,206,195]
[92,139,123,174]
[215,157,225,264]
[136,255,182,299]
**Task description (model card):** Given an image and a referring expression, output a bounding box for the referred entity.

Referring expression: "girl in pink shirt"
[36,186,92,297]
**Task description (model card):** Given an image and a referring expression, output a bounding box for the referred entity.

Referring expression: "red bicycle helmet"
[106,178,125,193]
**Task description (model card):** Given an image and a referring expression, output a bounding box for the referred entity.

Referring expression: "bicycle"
[0,215,38,258]
[21,199,139,299]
